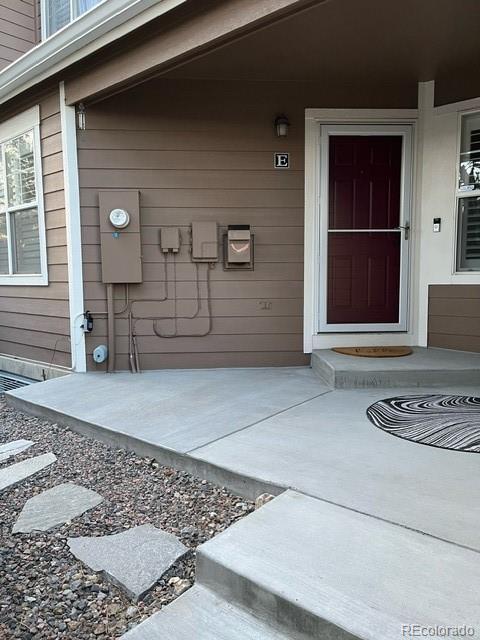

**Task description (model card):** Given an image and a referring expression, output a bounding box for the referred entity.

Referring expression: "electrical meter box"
[191,221,218,262]
[99,190,142,284]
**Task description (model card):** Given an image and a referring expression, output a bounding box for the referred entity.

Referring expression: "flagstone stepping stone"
[0,440,34,463]
[67,525,189,601]
[0,453,56,493]
[13,483,103,534]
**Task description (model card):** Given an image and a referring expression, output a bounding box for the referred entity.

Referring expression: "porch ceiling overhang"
[65,0,480,107]
[64,0,324,105]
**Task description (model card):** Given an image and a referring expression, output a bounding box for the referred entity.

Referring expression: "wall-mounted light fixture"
[77,103,86,130]
[274,114,290,137]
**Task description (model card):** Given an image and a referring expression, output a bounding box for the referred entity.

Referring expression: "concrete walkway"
[7,367,480,552]
[6,364,480,639]
[123,491,480,639]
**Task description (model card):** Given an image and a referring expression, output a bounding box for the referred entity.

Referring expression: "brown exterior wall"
[78,77,415,370]
[0,0,39,71]
[0,89,70,368]
[79,79,308,370]
[428,285,480,353]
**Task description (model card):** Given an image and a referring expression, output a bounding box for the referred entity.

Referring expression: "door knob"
[395,222,410,240]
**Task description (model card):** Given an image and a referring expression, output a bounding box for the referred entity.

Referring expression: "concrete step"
[195,491,480,640]
[311,346,480,388]
[123,491,480,639]
[121,584,296,639]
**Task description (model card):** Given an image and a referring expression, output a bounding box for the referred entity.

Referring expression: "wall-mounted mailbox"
[223,225,254,270]
[99,190,142,284]
[191,221,218,262]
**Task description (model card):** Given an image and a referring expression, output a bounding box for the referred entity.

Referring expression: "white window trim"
[0,106,48,286]
[453,107,480,275]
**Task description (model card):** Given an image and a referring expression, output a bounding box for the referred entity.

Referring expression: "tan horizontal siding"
[92,316,302,336]
[78,149,305,171]
[82,238,304,265]
[0,310,69,334]
[84,281,302,301]
[1,296,68,316]
[46,209,67,230]
[84,298,303,318]
[80,225,303,246]
[80,206,303,227]
[0,28,34,52]
[87,333,303,354]
[0,0,36,65]
[428,285,480,353]
[77,129,304,152]
[91,351,309,371]
[0,341,70,368]
[80,188,303,209]
[42,132,63,157]
[79,78,313,370]
[79,168,303,190]
[82,261,304,283]
[0,89,70,368]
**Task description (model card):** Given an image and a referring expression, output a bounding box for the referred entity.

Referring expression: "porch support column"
[415,80,435,347]
[60,81,87,373]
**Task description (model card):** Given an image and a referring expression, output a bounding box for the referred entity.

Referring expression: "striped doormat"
[366,395,480,453]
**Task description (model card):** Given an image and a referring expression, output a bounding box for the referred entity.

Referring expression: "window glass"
[0,212,8,274]
[457,113,480,272]
[5,132,36,207]
[11,208,41,274]
[0,125,43,280]
[76,0,101,15]
[457,196,480,271]
[459,113,480,192]
[45,0,103,36]
[47,0,71,35]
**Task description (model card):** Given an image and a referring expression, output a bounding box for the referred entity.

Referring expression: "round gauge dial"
[109,208,130,229]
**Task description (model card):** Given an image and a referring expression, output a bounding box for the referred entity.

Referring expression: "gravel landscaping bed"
[0,397,254,639]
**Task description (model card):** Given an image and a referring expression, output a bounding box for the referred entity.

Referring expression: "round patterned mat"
[366,395,480,453]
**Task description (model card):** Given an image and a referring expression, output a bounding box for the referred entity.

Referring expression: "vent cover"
[0,372,35,394]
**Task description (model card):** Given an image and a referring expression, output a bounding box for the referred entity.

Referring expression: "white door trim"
[319,123,413,333]
[304,110,418,352]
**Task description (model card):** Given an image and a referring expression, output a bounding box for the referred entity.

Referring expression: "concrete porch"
[6,350,480,544]
[5,350,480,638]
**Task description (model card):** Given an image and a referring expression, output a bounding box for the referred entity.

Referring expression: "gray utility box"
[99,190,142,284]
[191,221,218,262]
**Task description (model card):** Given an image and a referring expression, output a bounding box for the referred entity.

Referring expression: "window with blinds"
[0,108,47,286]
[43,0,103,37]
[0,131,41,276]
[457,113,480,271]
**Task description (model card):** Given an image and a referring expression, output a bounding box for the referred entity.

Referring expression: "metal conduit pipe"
[106,283,116,373]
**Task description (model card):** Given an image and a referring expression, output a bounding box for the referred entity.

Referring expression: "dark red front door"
[327,135,402,325]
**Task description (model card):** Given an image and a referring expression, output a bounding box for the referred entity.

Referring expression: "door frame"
[303,108,419,352]
[319,123,413,332]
